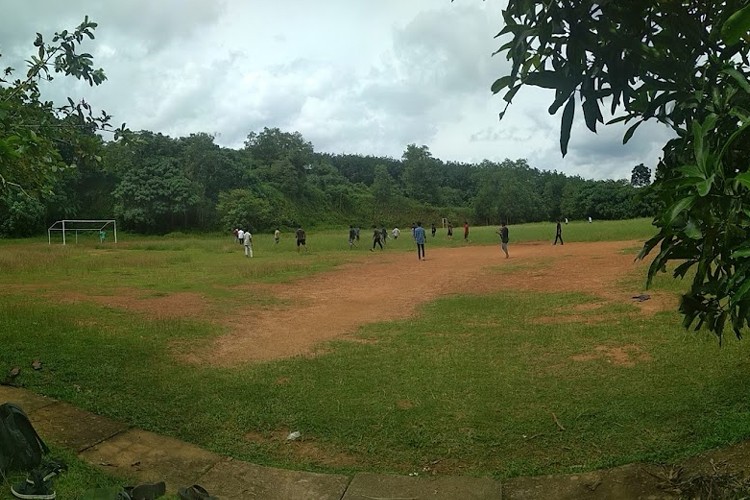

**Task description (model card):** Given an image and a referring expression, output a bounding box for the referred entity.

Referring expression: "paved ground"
[9,384,749,499]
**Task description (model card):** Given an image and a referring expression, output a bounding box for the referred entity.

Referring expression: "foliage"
[0,190,45,236]
[631,163,651,188]
[0,17,122,197]
[113,158,201,233]
[494,0,750,340]
[401,144,443,205]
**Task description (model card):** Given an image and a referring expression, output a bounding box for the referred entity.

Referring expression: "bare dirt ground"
[202,240,674,366]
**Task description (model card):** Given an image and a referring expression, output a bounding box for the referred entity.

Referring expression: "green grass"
[3,218,748,484]
[0,447,145,500]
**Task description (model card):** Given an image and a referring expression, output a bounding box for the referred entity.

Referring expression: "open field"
[2,218,750,487]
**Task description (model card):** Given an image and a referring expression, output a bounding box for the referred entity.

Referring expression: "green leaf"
[730,279,750,307]
[623,121,641,144]
[491,76,514,94]
[731,247,750,258]
[722,67,750,94]
[684,219,702,240]
[696,174,715,196]
[524,71,561,89]
[560,95,575,157]
[736,172,750,190]
[582,96,601,133]
[663,196,696,226]
[722,4,750,45]
[679,164,705,179]
[503,84,522,103]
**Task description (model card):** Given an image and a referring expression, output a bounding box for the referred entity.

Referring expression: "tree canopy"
[493,1,750,340]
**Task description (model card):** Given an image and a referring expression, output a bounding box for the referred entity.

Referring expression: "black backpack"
[0,403,49,477]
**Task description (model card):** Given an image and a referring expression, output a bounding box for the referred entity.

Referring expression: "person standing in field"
[463,221,470,242]
[295,226,307,252]
[237,228,245,245]
[554,220,564,245]
[447,222,453,239]
[431,222,437,238]
[392,227,400,240]
[274,228,280,245]
[414,221,426,260]
[243,230,253,257]
[348,225,357,249]
[381,227,388,245]
[371,226,383,251]
[497,222,509,258]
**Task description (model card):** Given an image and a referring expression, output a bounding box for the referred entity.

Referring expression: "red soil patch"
[53,290,208,320]
[200,240,671,366]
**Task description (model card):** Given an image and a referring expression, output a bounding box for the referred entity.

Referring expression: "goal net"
[48,219,118,245]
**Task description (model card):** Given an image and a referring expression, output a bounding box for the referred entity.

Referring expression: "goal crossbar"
[48,219,117,245]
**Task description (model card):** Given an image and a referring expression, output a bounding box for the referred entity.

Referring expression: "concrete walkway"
[1,386,502,499]
[9,385,741,499]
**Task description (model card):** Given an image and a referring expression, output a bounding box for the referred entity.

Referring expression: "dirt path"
[199,240,672,366]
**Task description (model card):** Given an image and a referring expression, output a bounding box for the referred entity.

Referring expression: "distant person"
[447,222,453,239]
[588,216,593,223]
[371,226,383,251]
[238,228,245,245]
[411,222,417,238]
[381,227,388,245]
[98,229,106,243]
[463,221,470,241]
[348,225,357,249]
[431,222,437,238]
[497,222,509,258]
[392,227,400,240]
[295,226,307,252]
[414,221,426,260]
[274,228,280,245]
[355,227,360,242]
[564,217,569,224]
[232,228,239,243]
[243,230,254,257]
[554,220,564,245]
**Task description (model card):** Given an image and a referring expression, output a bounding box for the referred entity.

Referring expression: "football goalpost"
[48,219,118,245]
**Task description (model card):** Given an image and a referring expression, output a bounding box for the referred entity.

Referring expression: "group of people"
[232,226,308,256]
[233,217,581,261]
[232,227,253,257]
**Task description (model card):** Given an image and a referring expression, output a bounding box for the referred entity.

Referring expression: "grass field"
[2,218,750,496]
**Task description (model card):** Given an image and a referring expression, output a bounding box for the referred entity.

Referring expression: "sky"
[1,0,675,180]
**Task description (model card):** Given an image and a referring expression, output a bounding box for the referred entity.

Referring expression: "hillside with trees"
[1,124,658,236]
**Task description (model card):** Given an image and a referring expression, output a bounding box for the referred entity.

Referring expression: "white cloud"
[1,0,670,180]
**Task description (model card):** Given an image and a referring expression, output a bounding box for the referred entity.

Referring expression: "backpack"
[0,403,49,477]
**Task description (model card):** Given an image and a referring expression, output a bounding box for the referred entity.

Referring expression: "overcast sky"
[1,0,674,180]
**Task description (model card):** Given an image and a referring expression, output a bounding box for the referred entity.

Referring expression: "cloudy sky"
[1,0,674,180]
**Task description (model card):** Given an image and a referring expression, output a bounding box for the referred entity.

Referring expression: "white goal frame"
[48,219,117,245]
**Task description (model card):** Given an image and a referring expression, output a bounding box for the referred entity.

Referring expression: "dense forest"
[0,21,657,238]
[0,122,658,237]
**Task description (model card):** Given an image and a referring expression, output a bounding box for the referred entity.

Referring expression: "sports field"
[1,218,750,483]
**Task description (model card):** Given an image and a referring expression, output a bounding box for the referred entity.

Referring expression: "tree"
[371,164,396,202]
[0,17,124,197]
[401,144,442,205]
[244,127,313,170]
[631,164,652,188]
[493,1,750,339]
[113,158,200,233]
